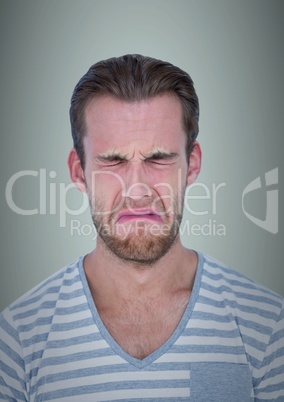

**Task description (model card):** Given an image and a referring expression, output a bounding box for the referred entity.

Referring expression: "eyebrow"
[144,150,179,160]
[95,151,129,163]
[95,149,179,163]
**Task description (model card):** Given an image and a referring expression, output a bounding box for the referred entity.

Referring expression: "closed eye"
[95,151,179,166]
[96,155,128,166]
[146,152,179,165]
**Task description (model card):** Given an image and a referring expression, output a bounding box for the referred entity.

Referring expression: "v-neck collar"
[78,251,204,369]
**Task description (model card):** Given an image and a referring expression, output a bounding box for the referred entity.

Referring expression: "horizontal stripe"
[0,252,283,401]
[157,352,248,364]
[31,370,190,395]
[202,276,282,309]
[41,387,190,401]
[0,377,26,401]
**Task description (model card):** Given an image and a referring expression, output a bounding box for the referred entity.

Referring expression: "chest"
[30,292,254,401]
[32,315,253,402]
[98,293,190,360]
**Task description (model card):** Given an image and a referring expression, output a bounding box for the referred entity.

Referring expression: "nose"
[122,163,152,200]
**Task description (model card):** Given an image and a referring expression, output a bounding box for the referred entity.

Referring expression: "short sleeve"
[0,309,28,401]
[254,301,284,401]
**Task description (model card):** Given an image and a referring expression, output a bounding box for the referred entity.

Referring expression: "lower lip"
[117,214,163,224]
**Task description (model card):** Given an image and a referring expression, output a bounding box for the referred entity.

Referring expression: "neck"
[84,236,198,307]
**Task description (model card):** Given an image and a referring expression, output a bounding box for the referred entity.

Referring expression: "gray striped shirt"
[1,252,283,401]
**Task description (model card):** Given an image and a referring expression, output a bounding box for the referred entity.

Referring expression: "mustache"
[109,197,166,219]
[90,192,181,218]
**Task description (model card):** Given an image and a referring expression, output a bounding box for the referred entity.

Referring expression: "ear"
[187,141,202,186]
[68,148,87,193]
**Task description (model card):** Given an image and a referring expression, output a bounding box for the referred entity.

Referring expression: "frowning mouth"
[115,209,163,224]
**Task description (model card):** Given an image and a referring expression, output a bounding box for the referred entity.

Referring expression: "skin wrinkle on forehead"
[94,147,180,163]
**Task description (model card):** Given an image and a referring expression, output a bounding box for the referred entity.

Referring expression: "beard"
[89,192,185,266]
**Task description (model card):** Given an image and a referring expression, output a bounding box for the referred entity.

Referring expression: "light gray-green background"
[1,0,283,311]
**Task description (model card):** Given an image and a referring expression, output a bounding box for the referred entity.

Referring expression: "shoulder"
[0,257,86,400]
[196,251,284,335]
[196,252,284,376]
[0,256,84,330]
[198,251,283,307]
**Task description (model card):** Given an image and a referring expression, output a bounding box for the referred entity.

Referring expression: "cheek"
[151,168,187,213]
[85,169,125,202]
[152,166,187,192]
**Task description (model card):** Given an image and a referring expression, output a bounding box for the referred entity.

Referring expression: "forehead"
[84,94,186,154]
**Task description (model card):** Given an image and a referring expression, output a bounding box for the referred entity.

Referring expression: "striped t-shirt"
[0,252,283,401]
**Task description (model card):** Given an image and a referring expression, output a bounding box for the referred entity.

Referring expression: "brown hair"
[70,54,199,169]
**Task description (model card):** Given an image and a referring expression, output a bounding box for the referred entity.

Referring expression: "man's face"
[80,94,196,264]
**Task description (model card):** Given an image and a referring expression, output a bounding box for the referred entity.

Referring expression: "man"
[0,54,283,401]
